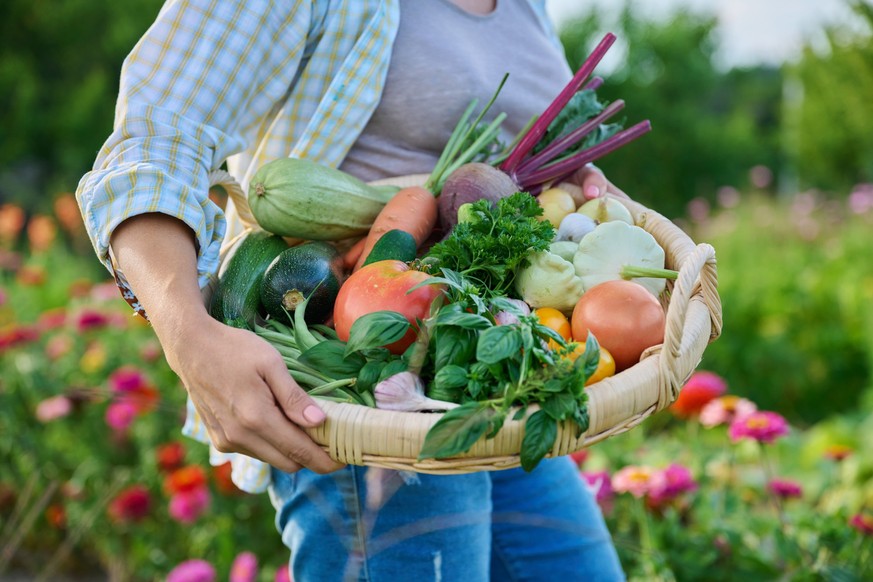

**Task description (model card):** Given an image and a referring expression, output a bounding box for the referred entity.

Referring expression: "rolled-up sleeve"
[76,0,311,293]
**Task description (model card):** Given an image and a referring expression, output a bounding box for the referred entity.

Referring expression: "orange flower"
[0,204,25,245]
[165,465,208,495]
[671,371,727,418]
[212,462,242,496]
[156,442,186,473]
[53,194,83,234]
[16,265,46,286]
[823,444,853,462]
[26,215,57,253]
[45,504,66,529]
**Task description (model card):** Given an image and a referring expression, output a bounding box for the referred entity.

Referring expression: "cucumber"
[260,242,344,325]
[362,229,418,266]
[209,231,288,329]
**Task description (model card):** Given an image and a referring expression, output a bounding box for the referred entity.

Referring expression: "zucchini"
[248,158,400,240]
[260,242,343,325]
[362,229,418,266]
[209,231,288,329]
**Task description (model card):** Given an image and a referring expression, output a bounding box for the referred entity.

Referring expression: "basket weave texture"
[210,171,723,474]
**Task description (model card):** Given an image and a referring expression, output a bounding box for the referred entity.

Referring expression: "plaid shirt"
[76,0,556,493]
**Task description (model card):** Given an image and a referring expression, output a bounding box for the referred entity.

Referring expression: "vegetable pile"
[208,33,675,470]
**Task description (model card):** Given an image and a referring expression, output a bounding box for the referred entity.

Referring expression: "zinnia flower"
[823,444,853,462]
[165,466,208,495]
[569,449,589,467]
[38,307,67,331]
[670,371,727,418]
[649,463,697,504]
[767,478,803,499]
[105,401,137,432]
[166,559,216,582]
[36,395,73,423]
[26,215,57,253]
[699,395,757,428]
[0,325,40,352]
[274,565,292,582]
[230,552,258,582]
[212,462,241,496]
[728,411,789,444]
[168,487,211,524]
[157,442,186,473]
[108,485,151,523]
[74,309,109,333]
[850,513,873,536]
[612,465,666,499]
[109,366,146,392]
[581,470,613,504]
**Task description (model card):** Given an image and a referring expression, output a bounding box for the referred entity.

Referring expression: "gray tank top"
[339,0,573,181]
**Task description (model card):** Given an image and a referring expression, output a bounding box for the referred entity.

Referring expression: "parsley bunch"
[424,192,554,298]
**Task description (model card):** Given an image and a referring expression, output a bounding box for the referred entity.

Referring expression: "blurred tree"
[560,3,783,217]
[0,0,163,210]
[791,0,873,192]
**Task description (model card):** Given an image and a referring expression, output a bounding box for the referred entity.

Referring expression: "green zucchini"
[362,229,418,266]
[260,242,344,325]
[248,158,400,240]
[209,231,289,329]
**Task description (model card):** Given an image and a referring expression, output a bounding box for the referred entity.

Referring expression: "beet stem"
[517,120,652,189]
[584,76,604,91]
[514,99,625,177]
[500,33,616,175]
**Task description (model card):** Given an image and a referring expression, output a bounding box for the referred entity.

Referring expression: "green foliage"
[559,3,783,217]
[790,1,873,192]
[0,0,164,208]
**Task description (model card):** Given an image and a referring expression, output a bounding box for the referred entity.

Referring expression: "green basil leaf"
[535,324,566,347]
[573,404,590,437]
[512,406,528,421]
[490,297,528,315]
[434,327,477,369]
[576,333,601,381]
[485,410,507,439]
[476,325,523,364]
[433,365,469,390]
[418,403,494,460]
[356,360,386,394]
[346,311,410,355]
[520,409,558,472]
[435,309,492,330]
[378,359,408,382]
[299,340,366,379]
[467,379,485,399]
[541,392,577,421]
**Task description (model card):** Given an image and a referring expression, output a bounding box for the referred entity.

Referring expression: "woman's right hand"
[164,312,345,475]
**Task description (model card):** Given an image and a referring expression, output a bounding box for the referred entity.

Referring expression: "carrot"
[353,186,438,271]
[342,237,368,271]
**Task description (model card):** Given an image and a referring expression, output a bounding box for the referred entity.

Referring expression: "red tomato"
[571,280,665,372]
[333,260,444,354]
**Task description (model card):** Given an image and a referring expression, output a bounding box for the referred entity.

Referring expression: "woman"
[77,0,626,579]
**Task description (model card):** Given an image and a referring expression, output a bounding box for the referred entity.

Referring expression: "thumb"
[263,356,327,428]
[578,164,609,200]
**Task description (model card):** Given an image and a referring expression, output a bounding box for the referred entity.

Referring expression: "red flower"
[670,371,727,418]
[157,442,186,473]
[568,449,589,467]
[38,307,68,331]
[165,466,208,495]
[108,485,152,523]
[74,309,109,333]
[212,462,242,496]
[46,503,66,529]
[0,324,40,352]
[850,513,873,536]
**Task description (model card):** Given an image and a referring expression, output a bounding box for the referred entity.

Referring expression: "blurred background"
[1,1,872,580]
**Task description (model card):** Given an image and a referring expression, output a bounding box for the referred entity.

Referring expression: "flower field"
[1,188,872,581]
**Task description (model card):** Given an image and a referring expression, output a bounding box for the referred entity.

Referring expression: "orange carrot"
[342,237,368,271]
[353,186,438,271]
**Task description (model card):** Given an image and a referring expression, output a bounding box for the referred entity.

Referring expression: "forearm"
[110,213,212,365]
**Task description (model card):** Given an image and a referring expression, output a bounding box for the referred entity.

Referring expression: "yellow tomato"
[537,188,576,227]
[563,343,617,385]
[534,307,572,349]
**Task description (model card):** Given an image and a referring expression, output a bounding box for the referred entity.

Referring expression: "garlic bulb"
[374,372,459,412]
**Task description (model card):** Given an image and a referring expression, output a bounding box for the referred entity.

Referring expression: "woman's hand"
[111,213,344,475]
[568,164,631,201]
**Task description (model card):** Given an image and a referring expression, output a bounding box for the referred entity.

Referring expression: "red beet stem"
[517,120,652,189]
[499,33,617,174]
[513,99,625,178]
[584,76,604,91]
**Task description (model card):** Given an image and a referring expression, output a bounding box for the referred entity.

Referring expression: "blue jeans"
[269,456,624,581]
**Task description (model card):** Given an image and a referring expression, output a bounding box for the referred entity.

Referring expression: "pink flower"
[768,478,803,499]
[0,287,6,306]
[167,559,216,582]
[35,395,73,423]
[699,395,757,428]
[728,411,789,444]
[109,366,146,392]
[74,309,109,333]
[671,371,727,418]
[45,335,73,360]
[649,463,697,504]
[230,552,258,582]
[38,308,68,331]
[850,513,873,536]
[581,470,613,504]
[108,485,151,523]
[168,487,211,524]
[274,565,293,582]
[612,466,666,499]
[105,401,137,432]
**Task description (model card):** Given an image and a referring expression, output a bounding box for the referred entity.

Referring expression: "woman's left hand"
[567,164,631,201]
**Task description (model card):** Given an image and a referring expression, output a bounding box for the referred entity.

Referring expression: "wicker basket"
[210,171,723,474]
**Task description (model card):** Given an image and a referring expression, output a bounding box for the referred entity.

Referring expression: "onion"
[438,163,519,231]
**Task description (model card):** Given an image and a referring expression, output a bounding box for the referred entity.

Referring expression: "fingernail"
[585,184,601,199]
[303,405,325,424]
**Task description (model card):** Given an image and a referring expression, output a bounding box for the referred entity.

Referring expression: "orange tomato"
[563,343,617,385]
[534,307,572,349]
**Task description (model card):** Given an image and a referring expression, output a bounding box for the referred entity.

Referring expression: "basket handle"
[655,242,723,410]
